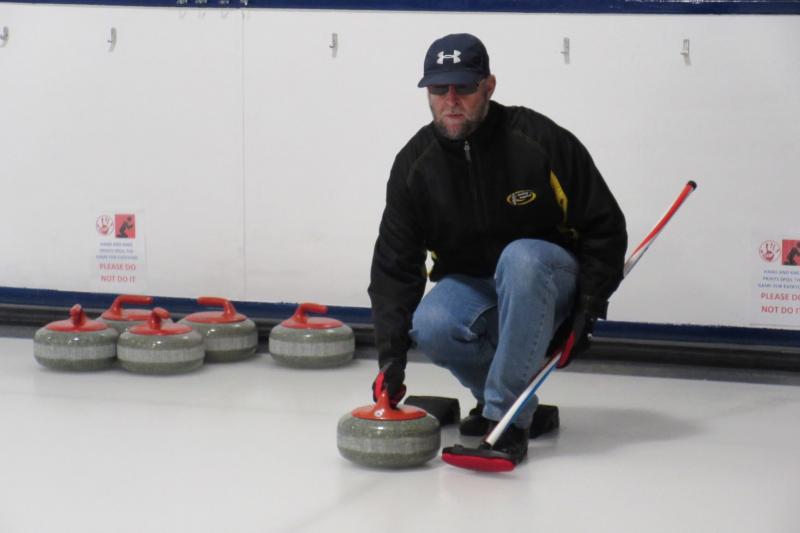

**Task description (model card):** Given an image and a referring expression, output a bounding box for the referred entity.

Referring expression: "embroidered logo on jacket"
[506,190,537,206]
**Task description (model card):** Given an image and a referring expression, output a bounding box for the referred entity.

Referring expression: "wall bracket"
[561,37,570,64]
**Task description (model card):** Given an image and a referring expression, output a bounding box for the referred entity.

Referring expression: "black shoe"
[491,423,528,465]
[530,404,560,439]
[460,402,560,439]
[458,402,488,436]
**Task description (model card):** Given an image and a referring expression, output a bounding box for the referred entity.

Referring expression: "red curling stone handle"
[197,296,239,319]
[291,302,328,325]
[109,294,153,314]
[147,308,171,330]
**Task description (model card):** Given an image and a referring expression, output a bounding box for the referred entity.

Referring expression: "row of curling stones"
[268,302,354,368]
[337,373,440,468]
[99,296,351,368]
[34,296,258,373]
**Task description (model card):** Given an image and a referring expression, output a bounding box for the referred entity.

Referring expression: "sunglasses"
[427,82,481,96]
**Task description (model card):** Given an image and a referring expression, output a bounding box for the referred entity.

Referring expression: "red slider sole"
[441,445,516,472]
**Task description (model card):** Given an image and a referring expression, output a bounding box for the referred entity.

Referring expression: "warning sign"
[92,211,147,291]
[751,233,800,329]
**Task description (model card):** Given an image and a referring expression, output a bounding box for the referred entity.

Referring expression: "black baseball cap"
[417,33,491,88]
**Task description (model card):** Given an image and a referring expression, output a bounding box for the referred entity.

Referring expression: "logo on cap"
[437,50,461,64]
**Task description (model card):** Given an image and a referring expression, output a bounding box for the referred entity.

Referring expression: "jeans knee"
[496,240,553,286]
[498,239,578,282]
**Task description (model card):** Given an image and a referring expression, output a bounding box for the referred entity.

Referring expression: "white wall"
[1,4,245,298]
[1,4,799,328]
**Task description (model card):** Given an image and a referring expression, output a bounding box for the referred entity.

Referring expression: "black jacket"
[369,101,627,367]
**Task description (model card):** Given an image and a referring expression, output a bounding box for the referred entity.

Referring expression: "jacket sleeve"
[552,129,627,309]
[368,156,428,369]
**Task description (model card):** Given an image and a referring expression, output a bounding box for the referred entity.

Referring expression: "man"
[368,33,627,464]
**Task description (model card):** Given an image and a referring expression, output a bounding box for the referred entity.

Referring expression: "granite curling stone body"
[33,304,119,371]
[337,389,441,468]
[118,308,204,374]
[179,297,258,362]
[269,303,354,368]
[97,294,155,333]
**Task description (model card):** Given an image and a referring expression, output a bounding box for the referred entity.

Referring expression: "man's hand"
[372,359,406,407]
[567,310,597,356]
[557,296,607,368]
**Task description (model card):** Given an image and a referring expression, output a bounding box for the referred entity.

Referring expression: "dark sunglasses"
[428,82,481,96]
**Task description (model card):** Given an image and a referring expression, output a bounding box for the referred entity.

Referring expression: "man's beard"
[433,114,481,141]
[431,96,491,141]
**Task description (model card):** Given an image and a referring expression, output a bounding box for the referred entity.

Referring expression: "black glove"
[372,359,406,407]
[556,296,607,368]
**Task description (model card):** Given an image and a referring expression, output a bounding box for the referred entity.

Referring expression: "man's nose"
[444,85,460,103]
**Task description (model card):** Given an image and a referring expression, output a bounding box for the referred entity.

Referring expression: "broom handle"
[485,180,697,446]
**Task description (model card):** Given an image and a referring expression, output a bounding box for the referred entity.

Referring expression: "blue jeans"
[410,239,579,429]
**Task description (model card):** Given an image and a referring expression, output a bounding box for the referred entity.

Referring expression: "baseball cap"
[417,33,491,88]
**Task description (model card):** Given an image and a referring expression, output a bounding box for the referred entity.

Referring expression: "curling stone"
[337,375,441,469]
[117,308,204,374]
[269,303,354,368]
[179,297,258,363]
[33,304,119,371]
[97,294,155,333]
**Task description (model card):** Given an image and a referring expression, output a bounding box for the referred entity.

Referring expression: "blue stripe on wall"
[5,0,800,14]
[3,286,800,347]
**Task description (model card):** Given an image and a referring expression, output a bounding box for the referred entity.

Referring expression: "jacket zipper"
[464,140,489,234]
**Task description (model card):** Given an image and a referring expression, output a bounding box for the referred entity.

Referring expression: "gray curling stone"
[97,294,155,333]
[337,387,441,469]
[33,304,119,371]
[179,296,258,363]
[117,308,204,375]
[269,303,354,368]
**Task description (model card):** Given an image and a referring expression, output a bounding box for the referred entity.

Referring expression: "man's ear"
[485,75,497,98]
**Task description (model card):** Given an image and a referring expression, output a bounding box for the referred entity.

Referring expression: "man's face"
[428,75,496,141]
